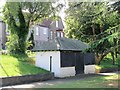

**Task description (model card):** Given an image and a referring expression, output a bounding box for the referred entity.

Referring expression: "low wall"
[1,73,54,86]
[100,67,120,73]
[59,67,75,77]
[96,67,120,73]
[84,65,95,74]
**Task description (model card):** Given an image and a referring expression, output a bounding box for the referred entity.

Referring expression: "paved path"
[1,71,119,89]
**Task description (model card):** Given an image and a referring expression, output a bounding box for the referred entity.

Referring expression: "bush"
[99,57,118,68]
[1,50,8,55]
[116,55,120,66]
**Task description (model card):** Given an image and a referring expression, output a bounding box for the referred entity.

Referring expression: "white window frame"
[43,28,47,34]
[61,32,64,37]
[57,32,60,37]
[36,27,39,35]
[56,21,58,27]
[50,31,53,39]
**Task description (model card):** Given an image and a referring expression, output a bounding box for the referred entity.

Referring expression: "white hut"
[33,37,95,77]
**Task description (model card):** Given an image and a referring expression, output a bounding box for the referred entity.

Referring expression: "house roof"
[37,18,64,31]
[40,19,52,27]
[32,37,89,51]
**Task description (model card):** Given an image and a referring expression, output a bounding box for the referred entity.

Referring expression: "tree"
[65,2,120,65]
[3,2,55,55]
[27,30,34,50]
[112,1,120,55]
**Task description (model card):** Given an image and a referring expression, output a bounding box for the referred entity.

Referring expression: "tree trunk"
[115,48,118,58]
[95,50,111,65]
[16,5,29,54]
[91,24,96,41]
[18,37,26,54]
[95,54,104,65]
[118,39,120,54]
[110,51,115,65]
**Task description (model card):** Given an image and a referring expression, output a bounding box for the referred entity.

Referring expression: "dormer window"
[56,21,58,27]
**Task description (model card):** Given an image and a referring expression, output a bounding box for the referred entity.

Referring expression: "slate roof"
[40,19,52,27]
[32,37,89,51]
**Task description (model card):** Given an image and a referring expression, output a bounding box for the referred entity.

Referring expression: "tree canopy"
[3,2,55,55]
[65,2,120,64]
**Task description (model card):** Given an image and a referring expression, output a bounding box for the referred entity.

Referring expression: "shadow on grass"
[9,54,48,75]
[16,61,48,76]
[12,54,30,62]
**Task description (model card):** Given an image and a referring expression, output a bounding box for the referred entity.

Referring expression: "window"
[36,27,39,35]
[43,28,47,34]
[56,21,58,27]
[50,31,53,39]
[57,32,60,37]
[61,32,64,37]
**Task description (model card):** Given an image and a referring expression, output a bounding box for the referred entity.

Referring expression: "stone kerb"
[1,72,54,86]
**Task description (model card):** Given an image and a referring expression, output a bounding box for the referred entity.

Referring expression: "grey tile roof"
[32,37,89,51]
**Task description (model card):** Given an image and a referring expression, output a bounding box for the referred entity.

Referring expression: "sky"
[0,0,5,8]
[0,0,67,23]
[0,0,6,17]
[0,0,116,20]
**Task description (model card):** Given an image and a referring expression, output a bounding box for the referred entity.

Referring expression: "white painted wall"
[84,65,95,74]
[36,51,95,77]
[60,67,75,77]
[0,21,6,49]
[0,22,2,49]
[36,51,61,77]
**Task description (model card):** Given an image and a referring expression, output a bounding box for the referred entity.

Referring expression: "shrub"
[116,55,120,66]
[1,50,8,55]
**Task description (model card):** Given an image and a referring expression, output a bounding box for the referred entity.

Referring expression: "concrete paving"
[1,71,119,89]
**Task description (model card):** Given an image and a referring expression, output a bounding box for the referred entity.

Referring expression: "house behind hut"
[28,18,64,46]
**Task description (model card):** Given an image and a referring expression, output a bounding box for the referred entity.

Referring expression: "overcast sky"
[0,0,5,8]
[0,0,116,20]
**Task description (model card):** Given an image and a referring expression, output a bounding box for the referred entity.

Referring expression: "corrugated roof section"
[32,37,89,51]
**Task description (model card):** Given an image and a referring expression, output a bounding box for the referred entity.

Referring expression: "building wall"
[36,51,61,77]
[0,21,6,49]
[36,51,95,77]
[49,19,64,39]
[84,65,95,74]
[59,67,75,77]
[33,25,49,45]
[50,19,64,31]
[28,18,64,44]
[59,65,95,77]
[0,21,2,49]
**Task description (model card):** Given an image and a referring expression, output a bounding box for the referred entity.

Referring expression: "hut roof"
[32,37,89,51]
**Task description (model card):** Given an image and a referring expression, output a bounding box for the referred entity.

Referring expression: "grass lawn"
[0,55,48,77]
[45,74,119,88]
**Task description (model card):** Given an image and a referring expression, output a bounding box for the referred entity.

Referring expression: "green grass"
[0,55,48,77]
[44,74,119,88]
[27,51,36,64]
